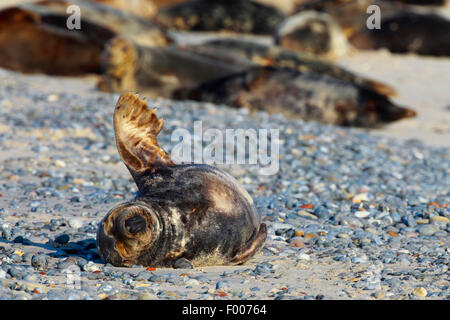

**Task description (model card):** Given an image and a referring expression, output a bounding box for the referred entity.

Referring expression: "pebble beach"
[0,62,448,300]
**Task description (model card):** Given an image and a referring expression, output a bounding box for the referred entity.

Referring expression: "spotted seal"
[96,92,267,267]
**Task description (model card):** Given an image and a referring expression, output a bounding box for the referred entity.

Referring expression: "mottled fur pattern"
[181,66,416,128]
[195,39,396,97]
[155,0,285,34]
[97,92,267,267]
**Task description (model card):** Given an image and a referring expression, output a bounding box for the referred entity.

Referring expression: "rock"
[418,225,438,236]
[31,254,48,271]
[355,210,370,218]
[337,233,351,239]
[298,253,310,261]
[431,216,450,224]
[304,233,318,240]
[68,218,84,229]
[9,254,22,263]
[413,287,427,298]
[21,252,34,264]
[351,255,369,264]
[373,291,385,299]
[216,281,231,290]
[185,278,200,286]
[289,237,305,248]
[352,193,369,203]
[313,206,330,219]
[7,267,26,280]
[173,258,194,269]
[55,160,66,168]
[295,230,304,237]
[54,234,70,244]
[297,210,318,220]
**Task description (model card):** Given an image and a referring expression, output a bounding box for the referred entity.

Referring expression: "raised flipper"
[114,92,174,174]
[230,223,267,265]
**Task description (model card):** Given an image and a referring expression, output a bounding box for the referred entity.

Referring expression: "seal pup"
[293,0,450,56]
[275,10,350,58]
[99,37,256,98]
[178,66,416,128]
[155,0,285,35]
[0,5,106,75]
[350,11,450,57]
[0,1,172,75]
[96,92,267,267]
[32,0,172,47]
[191,38,396,97]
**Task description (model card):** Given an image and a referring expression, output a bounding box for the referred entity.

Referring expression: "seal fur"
[97,92,267,267]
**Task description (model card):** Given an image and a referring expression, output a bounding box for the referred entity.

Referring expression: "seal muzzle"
[97,202,160,266]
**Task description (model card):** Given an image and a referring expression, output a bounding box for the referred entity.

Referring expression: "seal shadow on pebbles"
[96,92,267,268]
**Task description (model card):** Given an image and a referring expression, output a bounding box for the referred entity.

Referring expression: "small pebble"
[289,237,305,248]
[68,218,84,229]
[413,287,427,298]
[173,258,194,269]
[31,254,48,271]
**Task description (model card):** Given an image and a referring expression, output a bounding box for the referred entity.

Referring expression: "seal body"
[275,11,350,58]
[155,0,285,35]
[96,92,267,267]
[181,66,416,128]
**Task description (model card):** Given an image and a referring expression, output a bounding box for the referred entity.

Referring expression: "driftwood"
[193,38,396,97]
[176,66,416,128]
[0,0,172,75]
[99,37,256,98]
[155,0,285,34]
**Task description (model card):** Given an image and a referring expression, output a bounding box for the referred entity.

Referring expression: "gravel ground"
[0,67,449,300]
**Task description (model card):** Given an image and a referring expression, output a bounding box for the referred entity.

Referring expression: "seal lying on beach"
[99,37,255,98]
[275,10,350,58]
[155,0,285,34]
[178,66,416,128]
[194,39,396,97]
[96,92,267,267]
[294,0,450,56]
[0,0,171,75]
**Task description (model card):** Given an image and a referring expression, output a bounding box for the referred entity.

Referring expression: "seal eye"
[125,215,147,234]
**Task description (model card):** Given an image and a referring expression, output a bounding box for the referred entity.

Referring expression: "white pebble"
[55,160,66,168]
[298,253,311,261]
[68,218,84,229]
[355,210,371,218]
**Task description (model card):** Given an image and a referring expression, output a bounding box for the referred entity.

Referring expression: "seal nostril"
[125,215,147,234]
